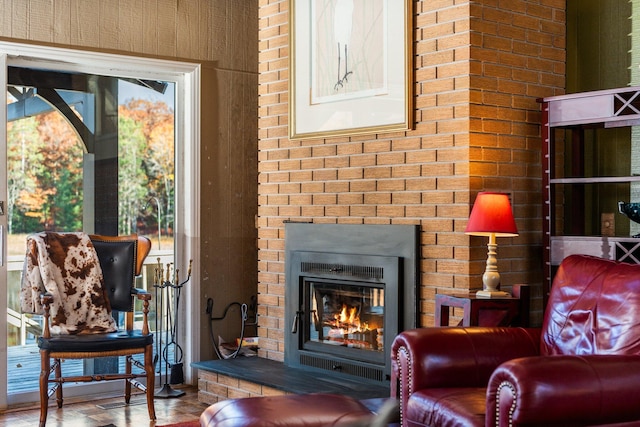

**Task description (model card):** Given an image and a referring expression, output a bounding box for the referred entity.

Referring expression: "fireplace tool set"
[206,295,258,359]
[153,258,193,398]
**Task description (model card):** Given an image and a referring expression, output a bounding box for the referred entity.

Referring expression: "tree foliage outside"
[118,114,149,235]
[7,115,43,233]
[7,97,175,240]
[8,111,84,232]
[119,99,175,238]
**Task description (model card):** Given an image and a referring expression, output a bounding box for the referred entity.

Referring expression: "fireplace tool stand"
[154,258,193,398]
[206,295,258,359]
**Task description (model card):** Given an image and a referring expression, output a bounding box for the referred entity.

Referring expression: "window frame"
[0,41,201,408]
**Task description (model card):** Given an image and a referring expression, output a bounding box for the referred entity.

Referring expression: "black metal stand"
[154,258,192,398]
[154,382,184,398]
[206,295,258,359]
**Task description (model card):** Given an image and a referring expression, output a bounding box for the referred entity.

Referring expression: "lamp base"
[476,289,511,299]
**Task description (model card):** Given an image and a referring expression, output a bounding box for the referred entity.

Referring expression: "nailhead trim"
[495,381,517,427]
[396,346,412,427]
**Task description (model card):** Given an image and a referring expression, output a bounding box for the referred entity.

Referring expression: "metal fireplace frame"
[284,223,420,382]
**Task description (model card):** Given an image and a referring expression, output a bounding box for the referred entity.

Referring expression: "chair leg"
[144,344,156,420]
[125,355,132,404]
[54,358,63,408]
[39,351,50,427]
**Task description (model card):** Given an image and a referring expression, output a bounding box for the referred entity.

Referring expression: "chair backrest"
[90,234,151,313]
[541,254,640,356]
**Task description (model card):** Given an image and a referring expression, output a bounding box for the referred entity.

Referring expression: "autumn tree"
[8,111,83,233]
[118,115,148,234]
[147,119,175,234]
[7,116,43,233]
[35,110,85,231]
[119,99,174,237]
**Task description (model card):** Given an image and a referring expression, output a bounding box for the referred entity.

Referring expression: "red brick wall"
[256,0,566,363]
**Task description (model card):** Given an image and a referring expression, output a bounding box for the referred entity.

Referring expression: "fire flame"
[331,305,373,333]
[321,302,383,351]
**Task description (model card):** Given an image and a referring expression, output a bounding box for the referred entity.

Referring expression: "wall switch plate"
[601,212,615,236]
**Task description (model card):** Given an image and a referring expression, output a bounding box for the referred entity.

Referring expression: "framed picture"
[289,0,413,140]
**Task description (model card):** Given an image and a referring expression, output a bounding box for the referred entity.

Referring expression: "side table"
[435,284,530,327]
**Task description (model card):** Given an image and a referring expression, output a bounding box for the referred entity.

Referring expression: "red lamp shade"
[465,192,518,237]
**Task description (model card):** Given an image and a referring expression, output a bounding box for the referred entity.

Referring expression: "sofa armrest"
[391,327,540,413]
[488,355,640,427]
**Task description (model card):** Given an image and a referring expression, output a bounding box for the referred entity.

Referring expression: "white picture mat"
[290,0,411,139]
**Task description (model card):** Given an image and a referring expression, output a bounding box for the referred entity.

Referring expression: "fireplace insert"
[285,223,419,383]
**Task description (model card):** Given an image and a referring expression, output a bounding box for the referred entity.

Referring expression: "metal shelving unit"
[541,86,640,306]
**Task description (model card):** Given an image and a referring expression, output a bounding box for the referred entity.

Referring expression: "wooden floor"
[0,385,208,427]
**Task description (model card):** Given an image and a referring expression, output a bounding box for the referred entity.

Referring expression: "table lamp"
[465,192,518,298]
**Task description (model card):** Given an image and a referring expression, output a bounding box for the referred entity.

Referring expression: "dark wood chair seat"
[38,329,153,352]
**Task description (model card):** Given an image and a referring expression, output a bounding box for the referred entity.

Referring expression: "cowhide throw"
[20,232,117,335]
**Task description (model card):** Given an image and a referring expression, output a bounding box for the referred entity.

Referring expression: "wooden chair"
[36,234,155,427]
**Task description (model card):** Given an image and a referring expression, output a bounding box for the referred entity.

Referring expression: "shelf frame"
[541,85,640,307]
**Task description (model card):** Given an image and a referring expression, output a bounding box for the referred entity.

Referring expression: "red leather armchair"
[391,254,640,427]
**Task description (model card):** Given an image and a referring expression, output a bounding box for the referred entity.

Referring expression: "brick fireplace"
[196,223,418,404]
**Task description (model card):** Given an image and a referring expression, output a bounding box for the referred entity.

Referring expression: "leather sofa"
[391,254,640,427]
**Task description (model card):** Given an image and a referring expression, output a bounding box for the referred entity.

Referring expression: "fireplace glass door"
[303,279,385,364]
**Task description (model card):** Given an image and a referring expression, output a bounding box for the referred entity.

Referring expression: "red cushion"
[542,255,640,356]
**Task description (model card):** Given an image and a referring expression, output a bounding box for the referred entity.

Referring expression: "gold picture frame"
[289,0,413,140]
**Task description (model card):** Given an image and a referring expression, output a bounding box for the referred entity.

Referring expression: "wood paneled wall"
[0,0,256,69]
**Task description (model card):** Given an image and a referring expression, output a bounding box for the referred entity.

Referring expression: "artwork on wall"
[289,0,413,139]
